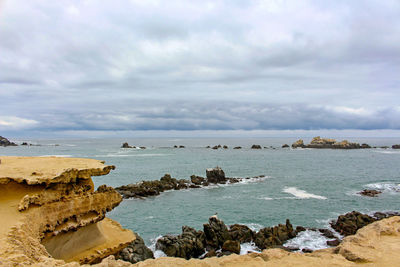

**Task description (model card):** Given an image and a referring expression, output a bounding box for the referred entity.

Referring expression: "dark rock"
[282,144,289,148]
[254,219,296,249]
[318,229,335,239]
[358,189,382,197]
[203,216,231,248]
[0,136,18,147]
[302,248,313,253]
[330,211,377,236]
[206,146,211,148]
[21,142,28,146]
[222,240,240,254]
[295,226,306,233]
[233,146,242,149]
[140,146,146,149]
[361,143,371,149]
[121,142,133,148]
[227,178,240,184]
[223,145,228,149]
[117,235,154,263]
[228,224,254,243]
[251,145,262,149]
[201,249,216,258]
[392,144,400,149]
[156,226,205,259]
[380,146,389,149]
[326,239,340,246]
[206,167,226,184]
[179,145,185,148]
[190,175,205,185]
[212,145,219,150]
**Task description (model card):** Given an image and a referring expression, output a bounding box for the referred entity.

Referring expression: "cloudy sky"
[1,0,400,137]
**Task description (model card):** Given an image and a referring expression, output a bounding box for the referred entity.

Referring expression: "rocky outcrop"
[233,146,242,149]
[291,136,370,149]
[121,142,135,148]
[0,156,135,266]
[392,144,400,149]
[251,145,262,149]
[254,219,296,249]
[330,211,376,236]
[116,235,154,263]
[116,168,265,199]
[0,136,17,146]
[282,144,289,148]
[358,189,382,197]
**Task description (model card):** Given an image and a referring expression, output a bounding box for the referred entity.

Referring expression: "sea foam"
[284,230,332,251]
[283,187,327,199]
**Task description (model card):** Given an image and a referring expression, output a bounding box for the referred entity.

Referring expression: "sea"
[1,137,400,255]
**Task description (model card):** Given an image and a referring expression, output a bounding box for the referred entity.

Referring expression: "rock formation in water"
[291,136,371,149]
[358,189,382,197]
[0,156,135,266]
[392,144,400,149]
[115,167,265,199]
[0,136,18,147]
[122,142,135,148]
[251,145,262,149]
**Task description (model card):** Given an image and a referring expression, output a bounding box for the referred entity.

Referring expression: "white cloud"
[0,116,39,129]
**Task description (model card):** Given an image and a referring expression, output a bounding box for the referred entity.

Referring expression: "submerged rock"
[233,146,242,149]
[359,189,382,197]
[0,136,18,147]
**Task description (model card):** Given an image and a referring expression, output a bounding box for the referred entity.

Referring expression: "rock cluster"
[116,235,154,263]
[156,216,297,260]
[121,143,146,149]
[115,167,265,199]
[392,144,400,149]
[251,144,262,149]
[358,189,382,197]
[0,136,17,146]
[291,136,371,149]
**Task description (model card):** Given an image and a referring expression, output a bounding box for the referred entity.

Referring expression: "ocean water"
[1,137,400,252]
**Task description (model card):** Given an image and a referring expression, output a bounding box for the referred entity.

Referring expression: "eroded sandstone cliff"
[0,156,135,266]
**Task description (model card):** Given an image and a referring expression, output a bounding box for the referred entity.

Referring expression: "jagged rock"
[229,224,254,243]
[117,235,154,263]
[254,219,296,249]
[121,142,134,148]
[203,216,231,248]
[222,240,240,254]
[326,239,340,246]
[330,211,376,236]
[156,226,205,259]
[251,145,262,149]
[206,167,226,184]
[282,144,289,148]
[233,146,242,149]
[392,144,400,149]
[0,136,17,147]
[318,229,335,239]
[190,175,205,185]
[291,139,305,148]
[295,226,306,233]
[359,189,382,197]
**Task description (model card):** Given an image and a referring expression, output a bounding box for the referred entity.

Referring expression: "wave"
[284,230,333,251]
[257,196,273,200]
[373,150,400,154]
[240,242,261,254]
[365,182,400,193]
[283,187,327,200]
[95,153,172,157]
[148,235,167,258]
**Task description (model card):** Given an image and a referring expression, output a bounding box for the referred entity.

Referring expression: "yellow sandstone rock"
[0,156,135,266]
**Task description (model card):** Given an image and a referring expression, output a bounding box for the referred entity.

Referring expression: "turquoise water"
[1,137,400,247]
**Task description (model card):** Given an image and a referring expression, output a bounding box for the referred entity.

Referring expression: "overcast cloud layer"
[1,0,400,137]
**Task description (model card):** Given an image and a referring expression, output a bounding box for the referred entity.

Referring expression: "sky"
[1,0,400,138]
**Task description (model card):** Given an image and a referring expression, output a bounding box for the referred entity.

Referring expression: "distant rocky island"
[0,136,17,146]
[292,136,371,149]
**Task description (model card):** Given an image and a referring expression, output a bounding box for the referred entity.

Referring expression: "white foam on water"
[235,176,271,185]
[373,150,400,154]
[148,235,167,258]
[96,153,171,157]
[257,196,273,200]
[365,182,400,193]
[284,230,331,251]
[240,242,261,255]
[283,187,327,200]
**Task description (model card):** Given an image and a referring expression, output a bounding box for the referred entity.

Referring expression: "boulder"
[21,142,28,146]
[330,211,376,236]
[282,144,289,148]
[291,139,304,148]
[212,145,219,150]
[392,144,400,149]
[359,189,382,197]
[203,216,231,248]
[223,145,228,149]
[254,219,296,249]
[233,146,242,149]
[251,145,262,149]
[0,136,18,147]
[361,143,371,149]
[228,224,254,243]
[156,226,205,259]
[206,167,226,184]
[190,175,205,185]
[179,145,185,148]
[326,239,340,246]
[117,235,154,263]
[121,142,134,148]
[222,240,240,254]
